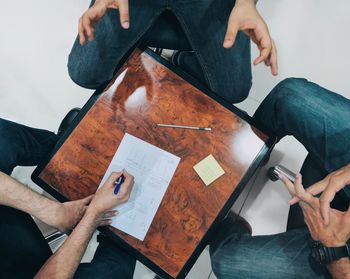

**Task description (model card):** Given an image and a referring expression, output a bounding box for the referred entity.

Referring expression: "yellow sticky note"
[193,154,225,186]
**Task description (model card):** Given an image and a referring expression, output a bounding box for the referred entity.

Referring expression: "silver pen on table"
[157,124,212,131]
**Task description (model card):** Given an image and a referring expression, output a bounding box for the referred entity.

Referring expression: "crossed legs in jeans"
[0,119,135,278]
[209,78,350,279]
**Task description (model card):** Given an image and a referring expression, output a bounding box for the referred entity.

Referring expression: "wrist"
[85,207,101,222]
[329,257,350,266]
[328,257,350,278]
[79,209,100,231]
[42,201,63,228]
[321,237,347,248]
[312,241,350,266]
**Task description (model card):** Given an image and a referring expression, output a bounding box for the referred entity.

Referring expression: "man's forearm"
[0,172,61,224]
[328,258,350,279]
[34,210,99,279]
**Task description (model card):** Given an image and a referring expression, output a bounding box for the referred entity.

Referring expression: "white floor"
[1,0,349,278]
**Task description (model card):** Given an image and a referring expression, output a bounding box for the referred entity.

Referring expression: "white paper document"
[97,133,180,241]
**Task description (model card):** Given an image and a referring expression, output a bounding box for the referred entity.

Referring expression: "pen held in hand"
[157,124,211,131]
[114,174,125,195]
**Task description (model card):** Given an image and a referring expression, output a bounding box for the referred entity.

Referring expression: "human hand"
[224,0,278,76]
[52,195,94,233]
[87,170,134,225]
[281,174,350,247]
[289,164,350,225]
[79,0,129,45]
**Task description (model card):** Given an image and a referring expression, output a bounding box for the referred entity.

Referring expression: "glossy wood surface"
[39,49,268,278]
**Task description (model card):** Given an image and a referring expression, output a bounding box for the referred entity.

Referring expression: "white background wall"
[252,0,350,102]
[0,1,91,128]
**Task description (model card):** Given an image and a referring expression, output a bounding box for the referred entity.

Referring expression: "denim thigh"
[74,236,136,279]
[253,78,350,174]
[170,0,252,103]
[210,228,330,279]
[0,205,52,279]
[67,0,167,89]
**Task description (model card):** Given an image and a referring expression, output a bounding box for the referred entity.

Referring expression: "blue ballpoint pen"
[114,174,125,195]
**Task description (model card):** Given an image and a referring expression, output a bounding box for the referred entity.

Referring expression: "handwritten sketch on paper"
[97,133,181,241]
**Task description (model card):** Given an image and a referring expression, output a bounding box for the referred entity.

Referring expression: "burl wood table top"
[33,48,274,279]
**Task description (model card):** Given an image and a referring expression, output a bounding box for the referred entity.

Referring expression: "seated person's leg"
[253,78,350,176]
[0,118,57,175]
[0,118,58,175]
[0,119,56,277]
[74,235,135,279]
[67,0,166,89]
[0,205,52,279]
[209,218,330,279]
[210,79,349,278]
[252,78,350,231]
[164,0,252,103]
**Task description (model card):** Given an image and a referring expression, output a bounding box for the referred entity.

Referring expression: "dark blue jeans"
[210,78,350,278]
[68,0,252,103]
[0,119,135,278]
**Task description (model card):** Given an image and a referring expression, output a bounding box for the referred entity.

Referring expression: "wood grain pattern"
[39,49,268,278]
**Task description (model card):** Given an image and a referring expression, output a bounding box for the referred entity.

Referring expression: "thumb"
[118,0,129,29]
[223,16,239,48]
[106,172,123,187]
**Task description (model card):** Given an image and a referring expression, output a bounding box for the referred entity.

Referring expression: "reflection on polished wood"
[39,48,268,278]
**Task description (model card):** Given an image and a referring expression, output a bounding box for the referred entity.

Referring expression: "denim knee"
[264,78,317,118]
[270,77,309,103]
[222,79,252,104]
[212,75,252,104]
[67,53,103,90]
[210,240,250,278]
